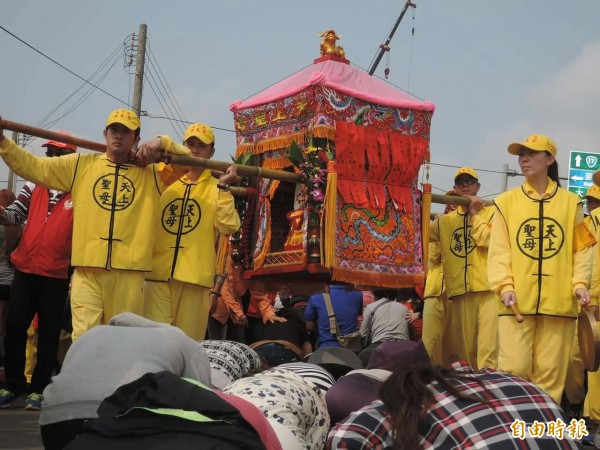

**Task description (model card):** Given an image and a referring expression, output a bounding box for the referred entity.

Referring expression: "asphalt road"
[0,402,43,450]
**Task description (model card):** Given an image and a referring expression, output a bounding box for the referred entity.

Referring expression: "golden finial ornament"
[319,29,346,59]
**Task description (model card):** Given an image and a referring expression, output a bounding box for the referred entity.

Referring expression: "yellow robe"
[430,206,494,298]
[489,180,592,318]
[146,170,241,286]
[0,137,190,271]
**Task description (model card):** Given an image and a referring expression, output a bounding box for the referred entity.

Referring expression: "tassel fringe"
[253,203,272,270]
[332,268,424,288]
[322,161,337,268]
[262,157,293,170]
[313,125,336,141]
[235,126,335,156]
[215,234,231,275]
[421,183,432,282]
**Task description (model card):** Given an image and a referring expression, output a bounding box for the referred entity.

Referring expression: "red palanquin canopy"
[231,55,436,288]
[230,56,435,156]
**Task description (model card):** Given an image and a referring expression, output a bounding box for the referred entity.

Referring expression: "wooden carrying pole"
[0,120,491,205]
[164,155,305,184]
[0,119,305,184]
[0,119,106,152]
[431,193,494,208]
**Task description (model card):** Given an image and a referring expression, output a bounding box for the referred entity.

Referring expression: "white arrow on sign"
[575,155,582,167]
[571,175,584,181]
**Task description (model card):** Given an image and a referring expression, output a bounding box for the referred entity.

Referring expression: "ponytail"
[547,156,560,187]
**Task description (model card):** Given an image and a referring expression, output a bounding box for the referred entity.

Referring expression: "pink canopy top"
[230,58,435,112]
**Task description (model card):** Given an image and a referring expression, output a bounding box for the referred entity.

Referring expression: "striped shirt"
[277,362,336,393]
[1,182,67,225]
[327,363,584,449]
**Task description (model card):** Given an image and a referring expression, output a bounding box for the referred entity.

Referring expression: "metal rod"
[368,0,416,76]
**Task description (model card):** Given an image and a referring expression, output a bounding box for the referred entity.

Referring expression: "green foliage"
[232,152,254,166]
[285,140,304,168]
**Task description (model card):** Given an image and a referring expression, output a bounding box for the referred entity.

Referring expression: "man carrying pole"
[0,110,190,343]
[428,167,498,370]
[139,123,240,340]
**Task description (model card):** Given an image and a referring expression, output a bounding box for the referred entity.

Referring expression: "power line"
[46,53,124,129]
[426,161,569,181]
[144,60,186,136]
[19,41,130,148]
[143,114,236,133]
[35,39,129,130]
[144,73,184,137]
[146,41,188,124]
[426,161,508,175]
[0,24,132,108]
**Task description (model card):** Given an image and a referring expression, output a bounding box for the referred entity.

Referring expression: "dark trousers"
[206,316,246,343]
[246,316,265,344]
[41,419,86,450]
[206,316,265,345]
[4,270,69,394]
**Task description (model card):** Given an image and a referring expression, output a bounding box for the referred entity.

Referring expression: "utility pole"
[7,131,18,192]
[501,163,509,192]
[131,23,147,120]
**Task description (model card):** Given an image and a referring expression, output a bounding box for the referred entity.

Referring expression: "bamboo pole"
[0,120,493,205]
[0,119,106,152]
[165,155,305,184]
[230,186,248,198]
[0,119,305,183]
[431,193,494,208]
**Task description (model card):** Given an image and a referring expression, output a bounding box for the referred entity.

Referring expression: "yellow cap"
[454,167,478,181]
[184,123,215,145]
[507,134,557,157]
[105,109,140,131]
[585,184,600,201]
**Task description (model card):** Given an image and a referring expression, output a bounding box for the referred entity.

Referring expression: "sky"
[2,0,600,208]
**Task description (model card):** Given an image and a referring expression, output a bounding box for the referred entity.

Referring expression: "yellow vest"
[146,170,240,286]
[493,184,580,317]
[585,212,600,306]
[424,241,444,298]
[0,139,166,270]
[436,206,494,298]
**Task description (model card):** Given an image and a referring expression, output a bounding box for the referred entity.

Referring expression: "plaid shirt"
[327,363,583,449]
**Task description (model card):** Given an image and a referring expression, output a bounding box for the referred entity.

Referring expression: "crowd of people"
[0,110,597,449]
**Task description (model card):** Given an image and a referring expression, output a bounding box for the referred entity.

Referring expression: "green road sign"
[570,151,600,171]
[568,151,600,197]
[568,186,588,198]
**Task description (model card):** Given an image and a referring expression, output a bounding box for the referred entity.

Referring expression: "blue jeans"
[253,342,301,368]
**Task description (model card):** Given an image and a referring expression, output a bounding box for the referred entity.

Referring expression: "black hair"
[380,363,489,450]
[396,287,419,300]
[275,306,304,326]
[373,289,398,301]
[547,155,560,186]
